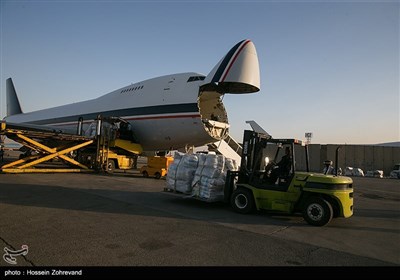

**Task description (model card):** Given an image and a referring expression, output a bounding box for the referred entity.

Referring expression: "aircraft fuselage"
[5,72,229,150]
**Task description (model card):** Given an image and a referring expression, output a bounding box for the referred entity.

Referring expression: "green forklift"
[224,130,354,226]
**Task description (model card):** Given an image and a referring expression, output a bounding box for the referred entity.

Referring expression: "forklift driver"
[268,146,292,184]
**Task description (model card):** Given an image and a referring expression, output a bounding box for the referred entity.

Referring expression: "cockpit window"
[187,76,205,82]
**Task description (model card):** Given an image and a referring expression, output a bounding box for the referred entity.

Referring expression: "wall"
[312,144,400,176]
[253,142,399,177]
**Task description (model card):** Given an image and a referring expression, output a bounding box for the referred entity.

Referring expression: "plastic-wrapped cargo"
[344,166,364,176]
[344,167,354,176]
[166,152,199,193]
[390,170,400,179]
[365,171,374,177]
[366,170,384,178]
[225,157,238,171]
[373,170,383,178]
[191,154,224,201]
[166,152,238,202]
[191,154,238,202]
[353,168,364,177]
[166,152,238,201]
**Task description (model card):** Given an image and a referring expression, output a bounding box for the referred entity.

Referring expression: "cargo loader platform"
[0,121,94,173]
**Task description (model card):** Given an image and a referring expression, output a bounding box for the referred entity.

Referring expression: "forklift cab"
[239,130,308,191]
[262,144,294,188]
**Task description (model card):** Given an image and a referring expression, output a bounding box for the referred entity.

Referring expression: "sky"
[0,0,399,145]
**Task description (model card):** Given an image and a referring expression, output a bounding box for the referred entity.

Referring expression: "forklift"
[224,130,354,226]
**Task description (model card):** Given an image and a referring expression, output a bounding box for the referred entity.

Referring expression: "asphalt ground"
[0,152,399,272]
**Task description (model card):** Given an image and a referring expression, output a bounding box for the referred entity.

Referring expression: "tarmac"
[0,150,399,268]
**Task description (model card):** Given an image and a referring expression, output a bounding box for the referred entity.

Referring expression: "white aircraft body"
[5,39,260,151]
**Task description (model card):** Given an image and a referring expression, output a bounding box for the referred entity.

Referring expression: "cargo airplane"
[4,39,260,152]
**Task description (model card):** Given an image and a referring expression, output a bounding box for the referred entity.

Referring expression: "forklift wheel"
[303,196,333,226]
[106,160,115,174]
[231,188,254,214]
[154,172,161,179]
[142,171,149,178]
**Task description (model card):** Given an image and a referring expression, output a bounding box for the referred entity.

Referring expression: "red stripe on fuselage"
[125,114,201,121]
[50,114,201,126]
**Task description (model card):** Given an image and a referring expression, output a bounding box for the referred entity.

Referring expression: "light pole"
[305,132,313,145]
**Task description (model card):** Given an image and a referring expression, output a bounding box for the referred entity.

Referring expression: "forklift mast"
[240,130,271,180]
